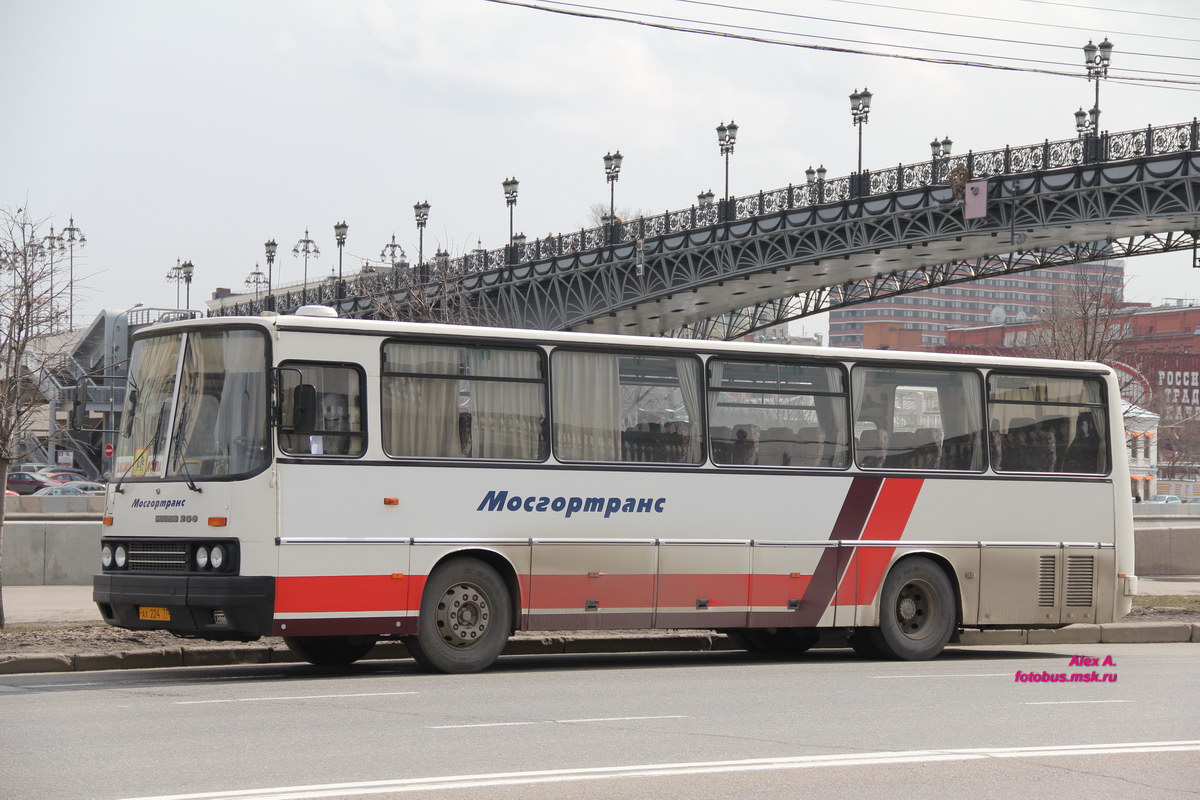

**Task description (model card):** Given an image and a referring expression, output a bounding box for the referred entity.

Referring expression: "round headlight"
[195,546,209,570]
[210,545,225,570]
[101,544,113,568]
[114,545,127,568]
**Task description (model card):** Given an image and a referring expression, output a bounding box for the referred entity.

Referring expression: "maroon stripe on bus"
[794,476,883,627]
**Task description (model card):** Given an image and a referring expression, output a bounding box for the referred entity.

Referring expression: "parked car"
[59,481,107,496]
[1145,494,1183,504]
[32,485,95,496]
[13,463,55,474]
[6,472,63,495]
[38,469,89,483]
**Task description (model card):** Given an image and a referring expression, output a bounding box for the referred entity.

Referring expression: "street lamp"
[849,87,873,178]
[502,177,519,264]
[245,263,266,304]
[1074,105,1101,138]
[414,201,430,280]
[264,239,277,311]
[930,136,953,181]
[381,233,408,270]
[716,120,738,219]
[1083,38,1114,134]
[697,189,714,206]
[179,260,194,309]
[42,226,64,330]
[292,228,320,303]
[333,221,348,301]
[166,257,183,308]
[603,151,623,243]
[61,215,85,329]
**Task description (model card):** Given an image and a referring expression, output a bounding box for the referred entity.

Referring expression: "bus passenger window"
[279,364,366,457]
[988,374,1108,475]
[706,359,849,468]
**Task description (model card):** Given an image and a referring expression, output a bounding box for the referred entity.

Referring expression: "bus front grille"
[127,541,189,572]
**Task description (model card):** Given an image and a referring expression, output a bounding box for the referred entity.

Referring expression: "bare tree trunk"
[0,457,8,627]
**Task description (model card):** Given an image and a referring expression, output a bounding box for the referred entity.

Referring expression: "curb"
[1,624,1196,676]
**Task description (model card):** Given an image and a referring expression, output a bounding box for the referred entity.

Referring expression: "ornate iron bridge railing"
[212,118,1200,323]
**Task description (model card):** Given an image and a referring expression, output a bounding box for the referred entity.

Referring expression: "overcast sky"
[4,0,1199,336]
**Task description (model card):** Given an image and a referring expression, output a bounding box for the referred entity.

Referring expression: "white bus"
[94,308,1136,672]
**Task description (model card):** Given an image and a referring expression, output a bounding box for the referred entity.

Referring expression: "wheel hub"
[437,582,490,649]
[898,596,918,622]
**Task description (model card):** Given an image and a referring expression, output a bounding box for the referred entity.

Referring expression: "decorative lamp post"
[180,260,194,309]
[264,239,277,311]
[166,258,183,307]
[1074,106,1100,138]
[603,151,622,243]
[1083,38,1114,133]
[716,120,738,219]
[849,88,873,178]
[930,136,953,181]
[414,201,430,281]
[292,228,320,303]
[381,233,407,271]
[245,264,266,304]
[61,215,85,329]
[42,227,64,330]
[502,177,519,264]
[333,221,348,300]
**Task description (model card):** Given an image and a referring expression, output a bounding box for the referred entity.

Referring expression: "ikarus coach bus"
[93,307,1137,672]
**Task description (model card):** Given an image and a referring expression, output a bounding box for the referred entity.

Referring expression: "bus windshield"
[116,329,269,480]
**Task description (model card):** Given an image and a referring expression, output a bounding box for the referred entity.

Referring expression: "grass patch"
[1134,594,1200,612]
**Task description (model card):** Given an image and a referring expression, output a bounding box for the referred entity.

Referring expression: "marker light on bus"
[101,545,113,568]
[195,546,209,570]
[114,545,127,569]
[208,517,228,527]
[210,545,225,570]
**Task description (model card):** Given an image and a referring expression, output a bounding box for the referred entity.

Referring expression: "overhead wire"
[488,0,1200,87]
[1011,0,1200,24]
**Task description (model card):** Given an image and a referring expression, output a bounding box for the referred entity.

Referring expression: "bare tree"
[0,208,73,627]
[1023,261,1127,363]
[360,262,498,326]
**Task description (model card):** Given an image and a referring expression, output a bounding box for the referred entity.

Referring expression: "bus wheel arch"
[406,552,516,674]
[865,554,959,661]
[428,548,522,632]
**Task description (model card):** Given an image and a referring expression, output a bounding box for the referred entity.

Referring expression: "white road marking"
[175,691,418,705]
[22,682,103,688]
[116,740,1200,800]
[1022,700,1133,705]
[872,673,1011,679]
[429,715,686,729]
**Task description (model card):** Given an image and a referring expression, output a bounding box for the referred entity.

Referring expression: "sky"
[3,0,1199,338]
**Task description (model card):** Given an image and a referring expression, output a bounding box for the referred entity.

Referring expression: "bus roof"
[145,310,1116,376]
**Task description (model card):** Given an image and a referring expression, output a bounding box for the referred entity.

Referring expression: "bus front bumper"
[93,573,275,641]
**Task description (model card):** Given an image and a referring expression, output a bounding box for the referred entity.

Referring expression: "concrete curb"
[1,623,1196,675]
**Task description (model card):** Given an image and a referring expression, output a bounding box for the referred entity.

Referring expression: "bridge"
[211,119,1200,340]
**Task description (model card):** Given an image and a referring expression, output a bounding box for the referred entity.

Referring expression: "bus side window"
[279,363,366,457]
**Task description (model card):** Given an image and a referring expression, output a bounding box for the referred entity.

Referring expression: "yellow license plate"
[138,606,171,621]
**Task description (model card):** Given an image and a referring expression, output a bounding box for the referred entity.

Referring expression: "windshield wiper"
[114,410,166,495]
[170,399,203,494]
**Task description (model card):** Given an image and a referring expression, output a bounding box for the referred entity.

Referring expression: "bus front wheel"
[866,557,956,661]
[406,557,512,674]
[283,635,378,666]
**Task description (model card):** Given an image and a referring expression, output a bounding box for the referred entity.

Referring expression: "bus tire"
[868,557,956,661]
[283,635,378,666]
[406,557,512,674]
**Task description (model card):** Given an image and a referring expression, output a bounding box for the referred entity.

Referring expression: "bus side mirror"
[293,384,319,434]
[71,382,88,430]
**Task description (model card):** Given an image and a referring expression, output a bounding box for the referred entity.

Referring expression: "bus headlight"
[114,545,127,569]
[195,546,209,570]
[210,545,225,571]
[101,544,113,568]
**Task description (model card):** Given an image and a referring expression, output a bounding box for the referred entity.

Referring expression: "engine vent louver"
[1065,555,1096,608]
[1037,555,1057,607]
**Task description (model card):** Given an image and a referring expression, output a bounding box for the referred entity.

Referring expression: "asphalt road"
[3,644,1198,800]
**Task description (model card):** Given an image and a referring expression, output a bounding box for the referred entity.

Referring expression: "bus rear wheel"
[406,557,512,674]
[867,557,956,661]
[283,635,378,666]
[725,628,819,656]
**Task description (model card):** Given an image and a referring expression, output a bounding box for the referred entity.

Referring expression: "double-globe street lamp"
[414,201,430,281]
[602,151,623,244]
[502,177,519,265]
[1077,38,1114,138]
[849,87,873,192]
[930,136,953,181]
[61,215,85,329]
[264,239,277,311]
[333,221,348,302]
[716,121,738,221]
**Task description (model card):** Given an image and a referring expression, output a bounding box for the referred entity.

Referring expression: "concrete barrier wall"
[3,508,1200,585]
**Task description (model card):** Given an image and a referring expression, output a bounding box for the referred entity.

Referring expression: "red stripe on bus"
[656,574,751,608]
[834,477,924,606]
[750,573,813,607]
[275,575,414,614]
[795,477,884,626]
[528,574,657,609]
